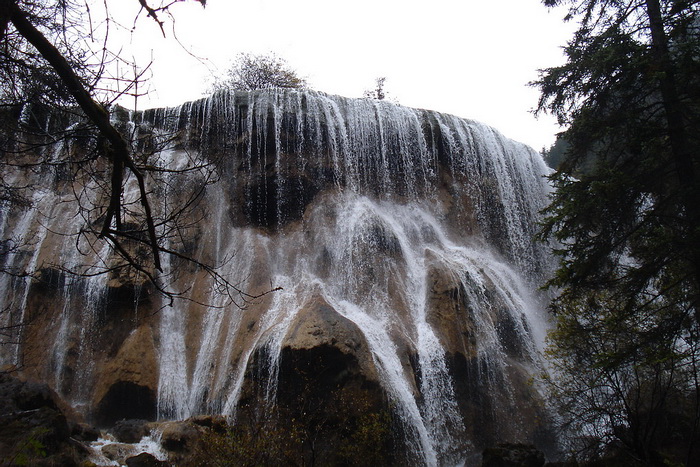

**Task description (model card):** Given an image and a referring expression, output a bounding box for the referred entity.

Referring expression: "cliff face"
[0,90,556,464]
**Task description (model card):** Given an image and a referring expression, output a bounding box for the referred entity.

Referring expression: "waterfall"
[0,89,556,464]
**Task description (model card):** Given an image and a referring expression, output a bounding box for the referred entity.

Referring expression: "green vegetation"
[187,404,393,466]
[4,427,48,466]
[541,136,571,170]
[189,416,304,467]
[184,346,397,466]
[535,0,700,464]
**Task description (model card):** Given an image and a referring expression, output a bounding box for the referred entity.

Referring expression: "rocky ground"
[0,372,558,466]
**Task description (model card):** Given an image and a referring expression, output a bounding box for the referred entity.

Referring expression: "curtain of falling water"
[0,89,554,466]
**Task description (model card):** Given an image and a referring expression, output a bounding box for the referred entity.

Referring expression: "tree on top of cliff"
[363,77,387,100]
[362,77,399,104]
[211,52,308,92]
[534,0,700,463]
[0,1,263,307]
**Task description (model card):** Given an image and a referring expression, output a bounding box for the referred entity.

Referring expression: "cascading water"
[0,89,556,465]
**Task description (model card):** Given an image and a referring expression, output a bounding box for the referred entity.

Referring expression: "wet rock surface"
[125,452,169,467]
[0,374,80,465]
[111,418,152,443]
[482,443,546,467]
[1,90,557,463]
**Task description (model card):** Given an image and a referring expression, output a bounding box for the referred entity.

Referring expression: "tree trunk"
[645,0,700,317]
[0,0,13,43]
[8,2,162,271]
[645,0,695,187]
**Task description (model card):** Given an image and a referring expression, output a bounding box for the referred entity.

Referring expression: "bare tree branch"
[9,2,163,270]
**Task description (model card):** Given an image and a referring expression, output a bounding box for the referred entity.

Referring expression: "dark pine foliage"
[534,1,700,464]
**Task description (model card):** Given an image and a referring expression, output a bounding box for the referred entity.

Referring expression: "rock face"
[482,443,546,467]
[93,326,159,427]
[0,374,81,465]
[125,452,169,467]
[0,89,557,464]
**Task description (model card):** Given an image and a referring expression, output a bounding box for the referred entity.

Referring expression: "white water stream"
[0,89,554,465]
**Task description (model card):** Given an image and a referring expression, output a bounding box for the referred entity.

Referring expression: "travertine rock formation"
[0,90,557,464]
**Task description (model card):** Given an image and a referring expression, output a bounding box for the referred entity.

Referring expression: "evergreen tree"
[541,136,570,170]
[535,1,700,463]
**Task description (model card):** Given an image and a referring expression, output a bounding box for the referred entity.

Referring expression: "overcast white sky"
[105,0,574,151]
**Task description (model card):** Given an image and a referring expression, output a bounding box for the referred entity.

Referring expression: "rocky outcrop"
[0,374,83,465]
[426,262,479,358]
[482,443,546,467]
[226,343,403,466]
[125,452,169,467]
[280,293,380,381]
[92,326,159,426]
[111,419,153,443]
[0,89,557,463]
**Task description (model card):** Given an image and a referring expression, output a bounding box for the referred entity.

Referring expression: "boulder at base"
[0,374,85,465]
